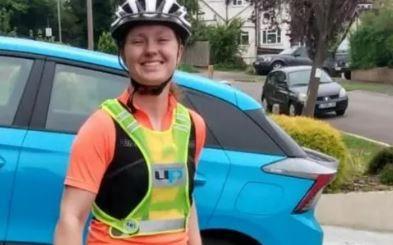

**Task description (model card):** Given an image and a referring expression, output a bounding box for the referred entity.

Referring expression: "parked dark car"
[322,50,351,79]
[253,47,312,75]
[261,66,349,116]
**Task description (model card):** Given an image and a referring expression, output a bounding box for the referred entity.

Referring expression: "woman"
[54,0,206,244]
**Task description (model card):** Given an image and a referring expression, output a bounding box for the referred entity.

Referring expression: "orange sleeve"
[64,110,116,194]
[189,110,206,165]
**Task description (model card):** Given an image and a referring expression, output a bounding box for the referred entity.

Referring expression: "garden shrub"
[368,147,393,174]
[270,115,350,191]
[97,31,117,55]
[380,165,393,185]
[350,9,393,69]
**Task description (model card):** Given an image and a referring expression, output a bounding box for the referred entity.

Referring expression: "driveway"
[323,226,393,245]
[321,90,393,145]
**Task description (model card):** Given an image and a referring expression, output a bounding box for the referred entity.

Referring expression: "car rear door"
[180,88,309,238]
[179,89,233,227]
[0,53,43,243]
[6,60,128,244]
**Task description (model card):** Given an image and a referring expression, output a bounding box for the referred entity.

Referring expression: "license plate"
[319,102,336,109]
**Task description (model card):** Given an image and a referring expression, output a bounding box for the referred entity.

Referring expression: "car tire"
[262,96,272,112]
[344,70,351,80]
[203,237,238,245]
[288,102,301,116]
[271,61,284,70]
[336,109,346,116]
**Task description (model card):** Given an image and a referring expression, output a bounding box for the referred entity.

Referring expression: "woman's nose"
[144,40,158,56]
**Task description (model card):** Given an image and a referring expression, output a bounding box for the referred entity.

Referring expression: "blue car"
[0,37,337,245]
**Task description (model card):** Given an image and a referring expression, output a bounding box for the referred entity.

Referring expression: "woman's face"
[122,24,183,86]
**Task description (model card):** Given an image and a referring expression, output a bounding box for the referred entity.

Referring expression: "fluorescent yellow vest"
[92,99,192,239]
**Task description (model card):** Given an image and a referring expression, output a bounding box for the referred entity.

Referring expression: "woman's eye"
[131,40,143,44]
[158,38,169,42]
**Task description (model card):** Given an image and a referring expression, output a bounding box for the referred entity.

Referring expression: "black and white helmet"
[111,0,192,45]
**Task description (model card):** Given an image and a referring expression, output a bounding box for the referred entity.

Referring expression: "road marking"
[342,132,391,147]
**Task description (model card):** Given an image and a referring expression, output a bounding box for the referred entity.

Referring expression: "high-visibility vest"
[92,99,192,239]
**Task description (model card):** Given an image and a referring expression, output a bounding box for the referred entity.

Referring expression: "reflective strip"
[175,114,189,122]
[139,218,185,233]
[117,110,129,122]
[126,120,139,133]
[173,124,189,133]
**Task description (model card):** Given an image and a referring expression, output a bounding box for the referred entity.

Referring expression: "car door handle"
[194,174,206,186]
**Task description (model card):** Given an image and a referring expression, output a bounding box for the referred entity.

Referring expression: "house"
[198,0,374,65]
[198,0,291,64]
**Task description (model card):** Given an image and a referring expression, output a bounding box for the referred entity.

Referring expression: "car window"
[269,71,286,86]
[46,64,128,132]
[288,69,332,87]
[0,56,33,126]
[183,88,281,154]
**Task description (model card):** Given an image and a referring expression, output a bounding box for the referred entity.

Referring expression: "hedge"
[271,115,350,191]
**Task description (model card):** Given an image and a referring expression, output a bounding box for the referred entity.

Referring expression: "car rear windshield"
[288,69,332,87]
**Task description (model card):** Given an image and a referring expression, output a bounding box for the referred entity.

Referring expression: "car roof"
[0,36,260,111]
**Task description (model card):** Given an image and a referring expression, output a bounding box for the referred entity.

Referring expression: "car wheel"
[262,96,272,112]
[271,61,284,70]
[203,237,238,245]
[289,102,301,116]
[344,70,351,80]
[336,109,346,116]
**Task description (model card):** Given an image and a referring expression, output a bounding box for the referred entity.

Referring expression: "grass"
[177,64,199,73]
[213,63,247,72]
[338,79,393,96]
[336,133,393,192]
[342,133,386,177]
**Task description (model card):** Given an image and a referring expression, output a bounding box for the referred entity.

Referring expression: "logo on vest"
[123,219,139,234]
[153,164,185,186]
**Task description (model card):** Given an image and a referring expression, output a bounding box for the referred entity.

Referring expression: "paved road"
[323,226,393,245]
[227,81,393,145]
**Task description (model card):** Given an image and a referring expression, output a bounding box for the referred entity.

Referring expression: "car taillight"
[293,173,335,213]
[263,148,338,214]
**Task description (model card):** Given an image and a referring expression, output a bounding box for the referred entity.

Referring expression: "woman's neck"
[132,86,170,130]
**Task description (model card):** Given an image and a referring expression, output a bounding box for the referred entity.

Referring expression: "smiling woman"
[54,1,205,245]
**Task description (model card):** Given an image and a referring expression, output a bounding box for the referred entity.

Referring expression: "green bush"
[368,147,393,174]
[380,164,393,185]
[97,31,117,55]
[205,19,245,66]
[271,115,350,191]
[350,9,393,69]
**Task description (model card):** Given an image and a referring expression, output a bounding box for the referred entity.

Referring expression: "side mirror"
[277,81,288,88]
[293,53,301,57]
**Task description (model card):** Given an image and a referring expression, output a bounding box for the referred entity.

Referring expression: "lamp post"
[57,0,62,42]
[87,0,94,50]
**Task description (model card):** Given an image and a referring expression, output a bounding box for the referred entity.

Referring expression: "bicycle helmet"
[111,0,191,45]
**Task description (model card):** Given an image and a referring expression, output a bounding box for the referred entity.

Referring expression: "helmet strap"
[131,75,172,96]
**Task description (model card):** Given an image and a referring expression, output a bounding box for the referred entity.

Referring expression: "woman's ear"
[176,44,184,65]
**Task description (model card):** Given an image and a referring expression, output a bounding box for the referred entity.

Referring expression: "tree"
[206,18,244,66]
[62,0,117,48]
[0,0,58,39]
[97,31,117,55]
[350,6,393,69]
[262,0,359,117]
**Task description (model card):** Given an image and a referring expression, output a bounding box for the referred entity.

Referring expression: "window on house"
[262,29,282,44]
[240,31,249,45]
[232,0,243,6]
